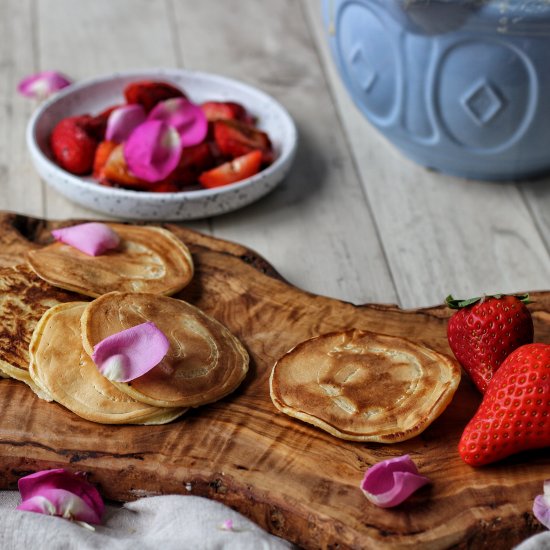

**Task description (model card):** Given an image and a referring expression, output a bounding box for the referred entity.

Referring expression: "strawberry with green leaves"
[446,294,534,393]
[458,343,550,466]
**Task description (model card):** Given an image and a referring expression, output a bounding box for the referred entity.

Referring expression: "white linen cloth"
[0,491,294,549]
[0,488,546,549]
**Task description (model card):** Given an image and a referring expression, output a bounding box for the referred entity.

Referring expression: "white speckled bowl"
[27,69,297,220]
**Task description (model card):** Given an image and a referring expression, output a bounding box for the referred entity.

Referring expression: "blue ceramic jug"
[323,0,550,180]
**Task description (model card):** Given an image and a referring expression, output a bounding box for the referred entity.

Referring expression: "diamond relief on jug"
[461,79,505,127]
[336,1,401,127]
[434,39,537,153]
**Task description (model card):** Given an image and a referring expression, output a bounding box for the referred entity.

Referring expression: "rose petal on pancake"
[124,120,182,182]
[92,321,170,382]
[52,222,120,256]
[148,98,208,147]
[17,469,104,524]
[17,71,72,99]
[105,104,146,143]
[360,455,430,508]
[534,479,550,529]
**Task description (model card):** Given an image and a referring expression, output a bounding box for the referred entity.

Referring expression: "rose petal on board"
[17,469,104,524]
[92,321,170,382]
[533,479,550,529]
[52,222,120,256]
[105,104,147,143]
[17,71,72,100]
[148,98,208,147]
[360,455,430,508]
[124,120,182,182]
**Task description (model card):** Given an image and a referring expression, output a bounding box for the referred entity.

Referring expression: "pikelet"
[0,263,86,398]
[270,329,461,442]
[27,224,193,298]
[29,302,186,425]
[81,292,249,408]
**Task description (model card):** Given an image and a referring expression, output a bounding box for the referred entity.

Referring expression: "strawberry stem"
[445,293,530,309]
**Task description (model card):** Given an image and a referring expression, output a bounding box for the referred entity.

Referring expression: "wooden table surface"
[1,0,549,546]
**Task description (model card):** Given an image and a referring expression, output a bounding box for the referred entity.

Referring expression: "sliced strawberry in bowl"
[201,101,255,125]
[213,120,273,165]
[199,150,263,189]
[50,115,99,175]
[124,81,186,113]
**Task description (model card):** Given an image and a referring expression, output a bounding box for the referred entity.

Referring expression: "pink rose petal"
[52,222,120,256]
[534,479,550,529]
[17,490,100,524]
[17,71,72,99]
[124,120,182,182]
[148,98,208,147]
[360,455,430,508]
[17,469,103,524]
[92,321,170,382]
[105,104,147,143]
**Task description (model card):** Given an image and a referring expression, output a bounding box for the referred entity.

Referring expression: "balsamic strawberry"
[93,140,118,180]
[446,294,533,393]
[124,81,186,113]
[213,119,273,165]
[201,101,255,125]
[199,150,262,188]
[50,115,98,175]
[458,343,550,466]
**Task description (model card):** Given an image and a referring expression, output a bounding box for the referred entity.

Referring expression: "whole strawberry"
[459,343,550,466]
[446,294,533,393]
[50,115,98,175]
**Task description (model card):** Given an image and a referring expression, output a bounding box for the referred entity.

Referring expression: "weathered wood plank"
[170,0,398,305]
[0,0,44,218]
[303,0,550,309]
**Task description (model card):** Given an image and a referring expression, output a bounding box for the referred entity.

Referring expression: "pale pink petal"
[124,120,182,182]
[52,222,120,256]
[92,321,170,382]
[533,479,550,529]
[17,489,101,524]
[17,71,72,99]
[18,469,104,524]
[360,455,430,508]
[105,104,147,143]
[148,98,208,147]
[220,519,234,531]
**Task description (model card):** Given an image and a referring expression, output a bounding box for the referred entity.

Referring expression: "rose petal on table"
[17,489,101,524]
[105,104,147,143]
[52,222,120,256]
[17,71,72,100]
[533,479,550,529]
[124,120,182,182]
[18,469,104,524]
[92,321,170,382]
[148,98,208,147]
[360,455,430,508]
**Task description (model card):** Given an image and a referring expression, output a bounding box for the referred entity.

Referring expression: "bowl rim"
[27,67,298,202]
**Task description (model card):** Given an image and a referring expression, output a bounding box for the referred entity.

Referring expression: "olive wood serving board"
[0,212,547,549]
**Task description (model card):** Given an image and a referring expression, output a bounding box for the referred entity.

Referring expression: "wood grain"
[0,212,547,550]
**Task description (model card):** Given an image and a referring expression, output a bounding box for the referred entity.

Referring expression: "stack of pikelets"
[0,223,248,425]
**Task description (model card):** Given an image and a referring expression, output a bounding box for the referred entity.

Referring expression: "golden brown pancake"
[80,292,249,408]
[27,224,194,298]
[29,302,186,424]
[269,329,461,442]
[0,263,86,398]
